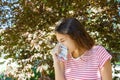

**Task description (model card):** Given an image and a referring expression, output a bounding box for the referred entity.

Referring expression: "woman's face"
[56,32,77,54]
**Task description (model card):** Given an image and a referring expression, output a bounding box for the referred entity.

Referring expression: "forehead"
[55,33,68,40]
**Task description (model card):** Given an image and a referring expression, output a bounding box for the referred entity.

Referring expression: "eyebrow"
[60,38,65,41]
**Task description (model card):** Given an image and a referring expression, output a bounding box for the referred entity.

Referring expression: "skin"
[56,32,82,58]
[51,32,112,80]
[100,59,112,80]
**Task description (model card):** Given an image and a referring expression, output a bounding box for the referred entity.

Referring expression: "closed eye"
[60,40,65,43]
[60,38,65,42]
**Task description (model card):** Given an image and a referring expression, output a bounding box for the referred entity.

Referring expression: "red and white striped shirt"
[61,45,112,80]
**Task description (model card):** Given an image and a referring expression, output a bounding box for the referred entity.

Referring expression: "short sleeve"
[96,45,112,69]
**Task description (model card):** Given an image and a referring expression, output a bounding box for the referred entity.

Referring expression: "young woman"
[51,18,112,80]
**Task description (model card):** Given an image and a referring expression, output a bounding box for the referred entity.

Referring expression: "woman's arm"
[100,59,112,80]
[54,60,65,80]
[51,44,65,80]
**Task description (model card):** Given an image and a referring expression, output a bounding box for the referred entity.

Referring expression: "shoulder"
[89,45,111,57]
[91,45,107,52]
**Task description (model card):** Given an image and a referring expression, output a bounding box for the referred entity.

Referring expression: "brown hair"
[55,18,95,51]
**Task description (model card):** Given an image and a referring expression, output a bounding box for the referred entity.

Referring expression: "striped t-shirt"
[61,45,112,80]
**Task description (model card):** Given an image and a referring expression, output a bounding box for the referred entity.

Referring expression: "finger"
[54,44,61,53]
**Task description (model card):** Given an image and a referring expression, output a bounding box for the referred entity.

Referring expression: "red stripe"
[64,45,111,80]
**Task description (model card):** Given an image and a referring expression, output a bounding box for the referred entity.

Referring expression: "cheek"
[67,44,75,53]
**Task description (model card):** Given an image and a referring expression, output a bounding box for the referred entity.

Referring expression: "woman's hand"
[51,43,65,80]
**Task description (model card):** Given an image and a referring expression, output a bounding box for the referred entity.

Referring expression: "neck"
[71,49,85,58]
